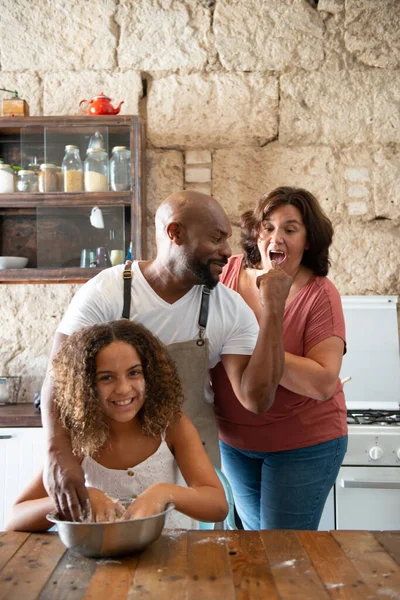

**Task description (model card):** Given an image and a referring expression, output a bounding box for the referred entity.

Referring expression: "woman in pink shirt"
[211,186,348,530]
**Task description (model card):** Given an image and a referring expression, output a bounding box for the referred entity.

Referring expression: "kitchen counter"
[0,403,42,427]
[0,529,399,599]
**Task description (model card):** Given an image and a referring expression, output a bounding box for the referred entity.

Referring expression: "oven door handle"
[340,479,400,489]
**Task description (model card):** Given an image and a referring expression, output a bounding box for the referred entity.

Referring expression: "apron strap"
[121,262,132,319]
[121,264,211,335]
[197,286,211,346]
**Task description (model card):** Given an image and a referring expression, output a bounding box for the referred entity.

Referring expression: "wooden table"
[0,529,399,599]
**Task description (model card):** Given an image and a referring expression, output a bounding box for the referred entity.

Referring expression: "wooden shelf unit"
[0,115,146,283]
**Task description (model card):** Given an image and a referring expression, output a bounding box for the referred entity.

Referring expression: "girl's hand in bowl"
[86,487,125,522]
[122,484,171,520]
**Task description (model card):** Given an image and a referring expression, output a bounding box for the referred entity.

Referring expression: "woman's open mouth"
[269,250,286,265]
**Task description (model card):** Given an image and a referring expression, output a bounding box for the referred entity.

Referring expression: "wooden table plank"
[83,556,138,600]
[127,530,188,599]
[333,530,400,598]
[259,530,331,600]
[374,531,400,566]
[38,546,98,600]
[297,530,370,599]
[225,530,280,600]
[186,530,235,599]
[0,531,30,570]
[0,532,65,600]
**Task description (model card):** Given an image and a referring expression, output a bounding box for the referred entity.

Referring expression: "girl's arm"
[280,336,345,401]
[125,414,228,524]
[5,470,56,532]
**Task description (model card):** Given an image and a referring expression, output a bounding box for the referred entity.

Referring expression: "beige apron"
[167,337,220,467]
[122,265,220,467]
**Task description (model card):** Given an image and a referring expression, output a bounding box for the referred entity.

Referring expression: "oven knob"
[369,446,383,460]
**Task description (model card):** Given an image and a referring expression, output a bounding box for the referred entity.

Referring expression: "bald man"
[41,191,291,520]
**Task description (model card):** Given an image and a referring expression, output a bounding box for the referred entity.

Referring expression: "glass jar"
[62,145,83,192]
[17,170,38,192]
[84,148,109,192]
[0,164,15,193]
[55,166,63,191]
[110,146,131,191]
[38,163,57,192]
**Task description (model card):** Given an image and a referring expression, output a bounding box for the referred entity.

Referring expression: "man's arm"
[41,332,89,521]
[222,264,291,414]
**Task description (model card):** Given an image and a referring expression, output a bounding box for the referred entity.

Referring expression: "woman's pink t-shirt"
[211,255,348,452]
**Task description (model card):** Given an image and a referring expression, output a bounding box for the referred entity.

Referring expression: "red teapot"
[79,93,124,116]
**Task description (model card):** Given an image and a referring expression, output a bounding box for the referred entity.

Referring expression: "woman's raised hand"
[256,260,292,313]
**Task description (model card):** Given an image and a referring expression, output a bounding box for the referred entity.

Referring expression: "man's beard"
[186,257,220,289]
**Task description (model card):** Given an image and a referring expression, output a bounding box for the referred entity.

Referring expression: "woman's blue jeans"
[220,435,348,530]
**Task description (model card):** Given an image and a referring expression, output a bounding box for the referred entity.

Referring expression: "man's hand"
[256,260,292,314]
[43,448,89,522]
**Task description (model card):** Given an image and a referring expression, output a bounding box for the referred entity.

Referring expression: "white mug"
[110,249,125,266]
[89,206,104,229]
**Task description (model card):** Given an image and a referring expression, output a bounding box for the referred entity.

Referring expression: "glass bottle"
[88,130,105,151]
[62,145,83,192]
[0,164,15,193]
[84,148,109,192]
[109,146,131,191]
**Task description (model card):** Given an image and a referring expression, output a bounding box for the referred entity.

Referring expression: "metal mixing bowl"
[47,503,175,558]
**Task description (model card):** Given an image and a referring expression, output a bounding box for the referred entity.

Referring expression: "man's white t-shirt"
[57,262,259,399]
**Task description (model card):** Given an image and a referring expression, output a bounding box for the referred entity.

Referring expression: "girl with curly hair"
[6,320,228,531]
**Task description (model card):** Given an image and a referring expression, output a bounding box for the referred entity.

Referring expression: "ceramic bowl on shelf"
[0,256,28,270]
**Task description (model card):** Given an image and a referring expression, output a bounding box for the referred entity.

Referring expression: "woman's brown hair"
[241,186,333,276]
[51,320,184,456]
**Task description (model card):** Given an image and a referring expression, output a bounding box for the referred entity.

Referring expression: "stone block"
[373,74,400,145]
[146,149,184,258]
[344,0,400,69]
[185,150,212,165]
[373,147,400,221]
[280,71,399,146]
[0,283,79,400]
[116,0,209,71]
[0,0,117,71]
[44,71,143,116]
[147,73,278,148]
[185,166,211,183]
[185,183,212,196]
[317,0,344,14]
[214,0,325,71]
[330,220,400,295]
[212,143,339,224]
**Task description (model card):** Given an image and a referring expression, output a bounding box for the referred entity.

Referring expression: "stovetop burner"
[347,409,400,426]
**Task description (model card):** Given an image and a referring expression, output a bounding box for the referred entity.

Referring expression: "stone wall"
[0,0,399,400]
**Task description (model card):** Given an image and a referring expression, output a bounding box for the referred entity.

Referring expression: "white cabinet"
[0,428,46,531]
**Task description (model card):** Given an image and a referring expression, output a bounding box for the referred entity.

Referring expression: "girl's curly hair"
[241,186,333,276]
[51,320,184,457]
